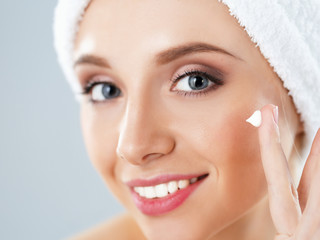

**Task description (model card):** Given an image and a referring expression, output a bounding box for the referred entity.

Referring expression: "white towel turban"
[53,0,320,160]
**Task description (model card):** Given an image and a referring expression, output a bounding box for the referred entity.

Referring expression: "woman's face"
[74,0,301,239]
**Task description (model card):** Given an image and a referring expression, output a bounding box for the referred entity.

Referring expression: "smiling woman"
[53,0,320,239]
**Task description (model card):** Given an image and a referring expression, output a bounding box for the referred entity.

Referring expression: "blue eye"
[189,75,209,90]
[82,82,121,102]
[171,70,223,95]
[174,75,210,91]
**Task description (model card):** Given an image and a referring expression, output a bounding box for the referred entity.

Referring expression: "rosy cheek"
[213,108,267,207]
[185,102,267,207]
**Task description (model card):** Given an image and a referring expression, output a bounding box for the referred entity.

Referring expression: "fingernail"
[246,110,262,127]
[273,106,278,125]
[273,106,281,142]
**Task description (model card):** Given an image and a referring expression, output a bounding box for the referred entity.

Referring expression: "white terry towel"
[53,0,320,161]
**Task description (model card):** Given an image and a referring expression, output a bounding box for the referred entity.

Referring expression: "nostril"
[117,151,163,164]
[142,153,163,162]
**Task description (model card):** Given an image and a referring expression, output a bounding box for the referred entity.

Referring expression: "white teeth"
[139,187,146,197]
[133,186,140,195]
[155,184,168,198]
[190,177,197,184]
[178,180,189,189]
[145,186,156,199]
[133,177,200,198]
[168,181,178,194]
[134,186,145,197]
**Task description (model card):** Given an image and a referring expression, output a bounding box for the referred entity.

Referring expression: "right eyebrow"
[73,54,111,69]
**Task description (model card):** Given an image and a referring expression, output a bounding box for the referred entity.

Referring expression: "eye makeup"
[78,65,225,103]
[169,68,224,97]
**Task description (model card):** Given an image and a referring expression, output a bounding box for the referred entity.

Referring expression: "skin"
[70,0,320,239]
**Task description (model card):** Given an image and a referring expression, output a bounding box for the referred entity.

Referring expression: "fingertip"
[246,104,278,128]
[259,104,280,143]
[259,104,278,126]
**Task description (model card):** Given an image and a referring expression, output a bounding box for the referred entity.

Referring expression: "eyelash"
[80,69,224,102]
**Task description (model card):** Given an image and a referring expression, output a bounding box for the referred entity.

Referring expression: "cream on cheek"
[202,106,264,192]
[162,79,266,200]
[123,87,268,239]
[215,112,267,212]
[210,75,288,216]
[213,82,273,203]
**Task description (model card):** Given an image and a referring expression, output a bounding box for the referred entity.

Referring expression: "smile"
[126,173,208,216]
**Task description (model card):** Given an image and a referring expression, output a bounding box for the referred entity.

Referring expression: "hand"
[256,104,320,240]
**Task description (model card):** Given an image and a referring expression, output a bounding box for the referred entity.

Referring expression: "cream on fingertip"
[246,110,262,127]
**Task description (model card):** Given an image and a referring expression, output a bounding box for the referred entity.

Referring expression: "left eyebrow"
[154,41,243,65]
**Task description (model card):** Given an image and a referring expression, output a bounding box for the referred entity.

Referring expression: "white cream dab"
[246,110,262,127]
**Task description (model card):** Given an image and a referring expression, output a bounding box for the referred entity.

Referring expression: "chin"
[129,192,269,240]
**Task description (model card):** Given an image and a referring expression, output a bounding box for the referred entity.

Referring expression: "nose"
[116,96,175,165]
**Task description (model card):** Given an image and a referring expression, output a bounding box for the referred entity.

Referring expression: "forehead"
[73,0,256,67]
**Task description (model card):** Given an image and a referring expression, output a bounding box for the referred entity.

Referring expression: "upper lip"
[125,173,208,187]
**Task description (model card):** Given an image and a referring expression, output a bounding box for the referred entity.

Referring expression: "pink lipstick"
[126,173,208,216]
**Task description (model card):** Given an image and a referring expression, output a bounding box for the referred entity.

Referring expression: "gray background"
[0,1,124,239]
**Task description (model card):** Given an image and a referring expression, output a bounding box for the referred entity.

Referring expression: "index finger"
[247,104,301,235]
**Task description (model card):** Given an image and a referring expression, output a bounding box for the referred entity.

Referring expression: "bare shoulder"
[66,212,146,240]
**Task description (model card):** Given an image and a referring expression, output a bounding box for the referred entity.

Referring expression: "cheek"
[80,105,119,187]
[81,105,139,210]
[210,110,267,210]
[170,92,268,221]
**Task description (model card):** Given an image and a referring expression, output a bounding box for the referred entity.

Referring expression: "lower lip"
[131,178,206,216]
